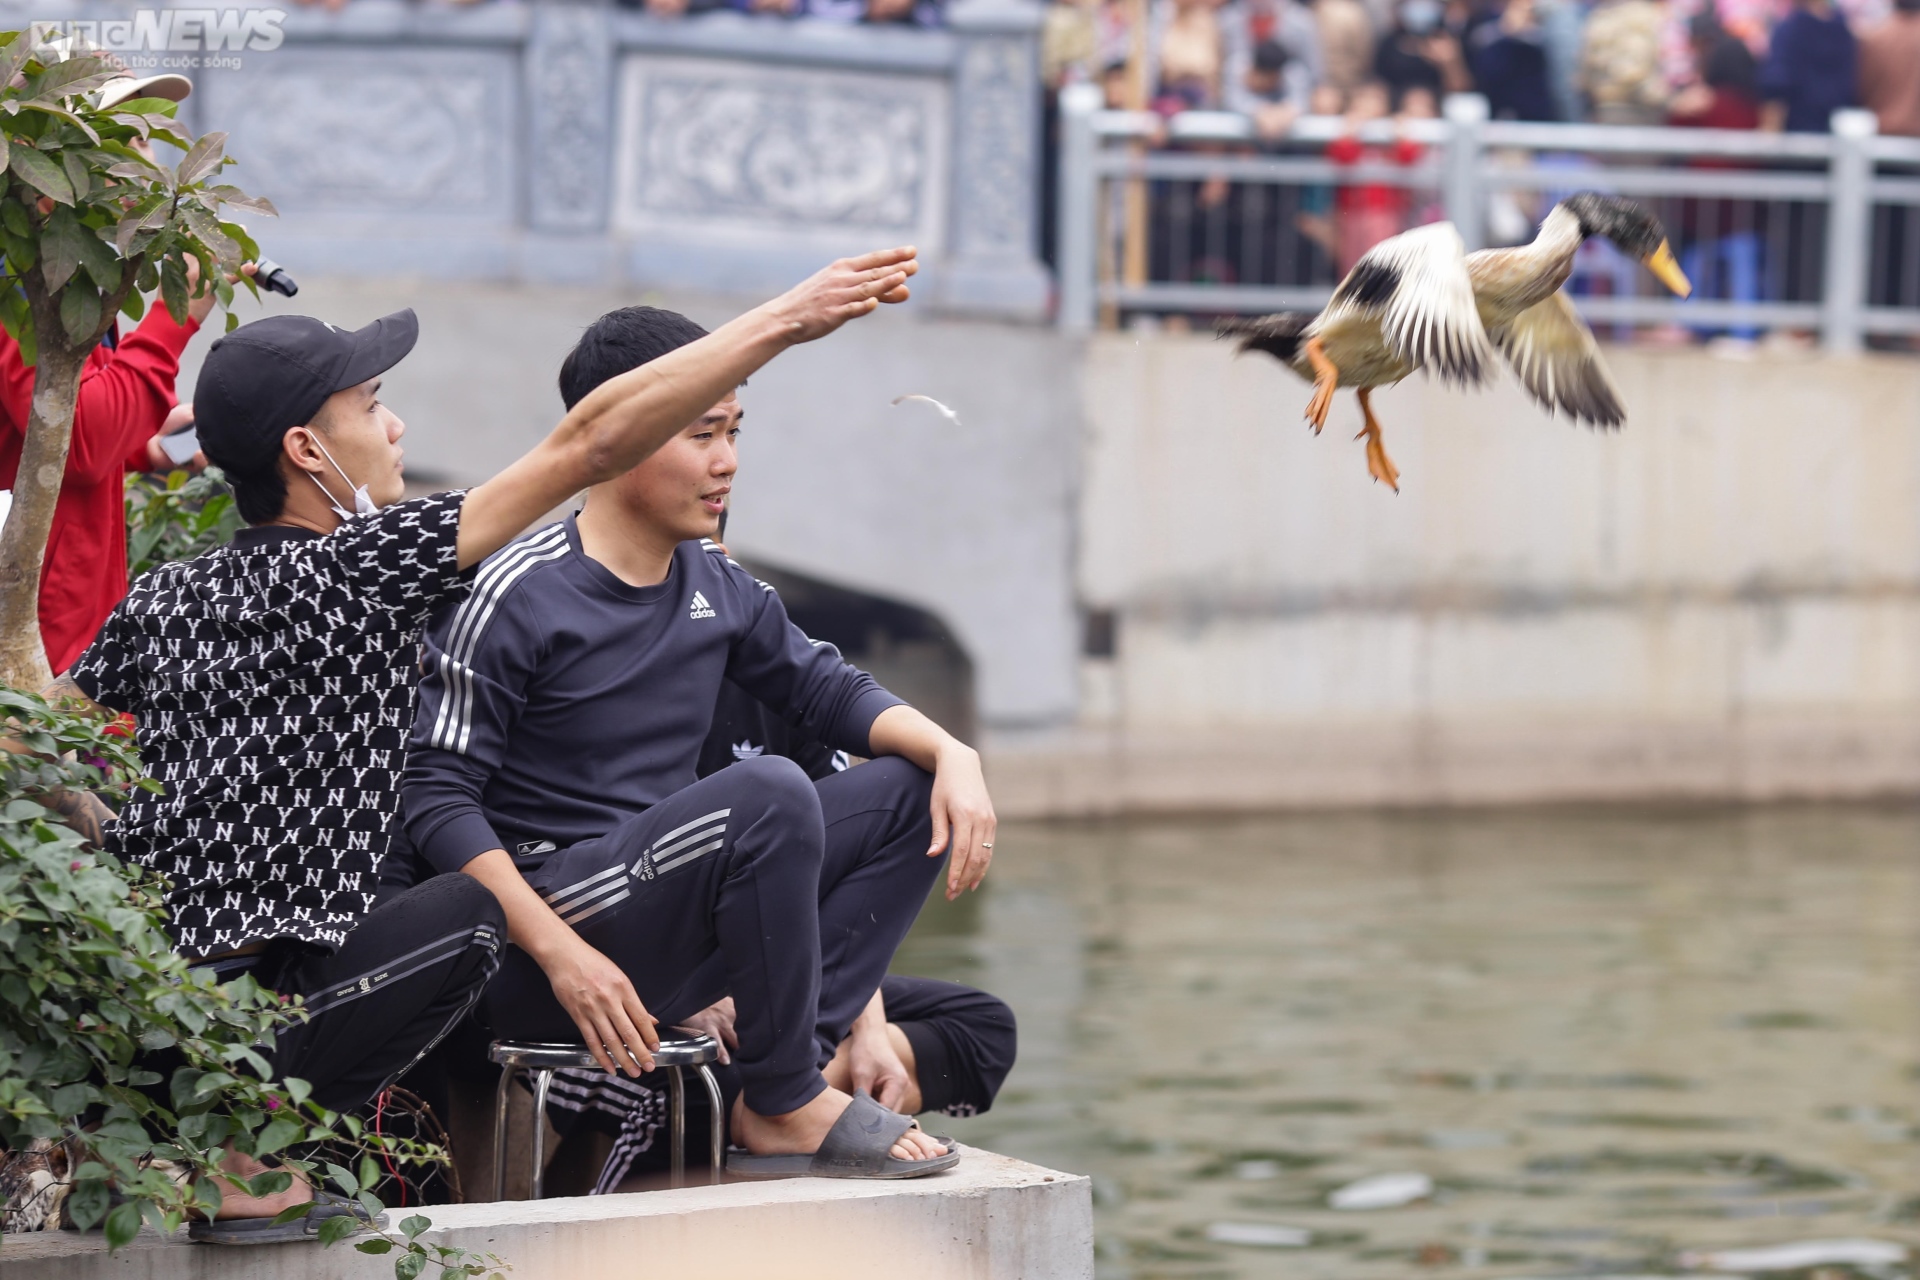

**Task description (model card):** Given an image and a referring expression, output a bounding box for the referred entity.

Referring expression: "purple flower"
[265,1096,280,1111]
[69,860,83,871]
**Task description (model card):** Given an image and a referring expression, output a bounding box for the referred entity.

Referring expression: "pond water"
[893,807,1920,1280]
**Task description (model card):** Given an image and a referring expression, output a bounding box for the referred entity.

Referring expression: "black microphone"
[255,258,298,298]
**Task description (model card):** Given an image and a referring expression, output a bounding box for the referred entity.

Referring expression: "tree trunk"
[0,336,88,691]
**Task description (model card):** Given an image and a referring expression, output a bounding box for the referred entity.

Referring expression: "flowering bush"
[0,688,503,1276]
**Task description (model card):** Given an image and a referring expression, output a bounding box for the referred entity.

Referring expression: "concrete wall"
[986,332,1920,815]
[6,1150,1092,1280]
[178,279,1080,730]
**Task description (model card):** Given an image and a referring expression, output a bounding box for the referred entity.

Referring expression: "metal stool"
[489,1036,725,1198]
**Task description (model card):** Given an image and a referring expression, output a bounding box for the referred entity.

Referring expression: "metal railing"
[1056,84,1920,353]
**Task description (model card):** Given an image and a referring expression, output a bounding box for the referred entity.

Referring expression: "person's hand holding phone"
[145,401,207,474]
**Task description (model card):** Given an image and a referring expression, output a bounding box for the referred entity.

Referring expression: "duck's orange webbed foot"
[1356,388,1401,492]
[1303,335,1337,435]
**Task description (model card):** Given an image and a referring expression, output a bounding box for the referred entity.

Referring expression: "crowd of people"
[288,0,948,27]
[1042,0,1920,136]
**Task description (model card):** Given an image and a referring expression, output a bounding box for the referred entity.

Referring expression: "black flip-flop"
[726,1091,962,1180]
[188,1190,386,1245]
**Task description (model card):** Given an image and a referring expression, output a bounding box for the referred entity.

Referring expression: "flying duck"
[1218,193,1693,490]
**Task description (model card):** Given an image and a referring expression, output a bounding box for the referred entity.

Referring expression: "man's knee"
[853,755,935,824]
[386,873,507,968]
[730,753,825,823]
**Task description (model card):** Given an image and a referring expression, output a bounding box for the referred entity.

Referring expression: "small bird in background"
[1218,193,1692,491]
[892,394,962,426]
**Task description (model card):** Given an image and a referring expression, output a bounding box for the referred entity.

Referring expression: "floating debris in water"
[1235,1160,1282,1180]
[1206,1222,1312,1248]
[1680,1239,1910,1272]
[1329,1171,1434,1210]
[890,394,961,425]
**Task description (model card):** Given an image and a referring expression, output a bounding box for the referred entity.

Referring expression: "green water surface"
[894,807,1920,1279]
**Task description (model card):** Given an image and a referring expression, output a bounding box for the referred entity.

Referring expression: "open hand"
[766,246,918,344]
[547,935,660,1077]
[929,742,996,900]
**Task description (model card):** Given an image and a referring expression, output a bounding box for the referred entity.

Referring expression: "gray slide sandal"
[726,1091,962,1180]
[189,1190,387,1245]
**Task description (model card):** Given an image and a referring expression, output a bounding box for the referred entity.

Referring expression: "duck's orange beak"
[1645,240,1692,298]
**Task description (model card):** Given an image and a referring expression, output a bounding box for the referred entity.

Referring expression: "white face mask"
[308,439,377,521]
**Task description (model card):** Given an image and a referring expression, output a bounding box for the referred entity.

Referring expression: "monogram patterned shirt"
[68,491,469,956]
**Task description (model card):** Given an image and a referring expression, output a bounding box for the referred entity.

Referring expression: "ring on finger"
[981,841,993,849]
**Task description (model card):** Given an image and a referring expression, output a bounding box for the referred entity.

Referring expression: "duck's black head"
[1560,192,1691,296]
[1562,192,1666,258]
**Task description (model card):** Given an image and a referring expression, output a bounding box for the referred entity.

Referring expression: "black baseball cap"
[193,310,418,475]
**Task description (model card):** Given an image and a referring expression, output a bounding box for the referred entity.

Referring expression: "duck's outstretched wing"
[1337,221,1494,386]
[1488,290,1625,428]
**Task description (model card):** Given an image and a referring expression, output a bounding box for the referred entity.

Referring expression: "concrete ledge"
[986,710,1920,817]
[3,1150,1090,1280]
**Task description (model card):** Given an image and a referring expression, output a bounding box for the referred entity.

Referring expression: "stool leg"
[669,1067,686,1189]
[696,1065,724,1185]
[530,1068,554,1201]
[492,1066,514,1202]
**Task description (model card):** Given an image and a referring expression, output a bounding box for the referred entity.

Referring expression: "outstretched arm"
[455,246,917,570]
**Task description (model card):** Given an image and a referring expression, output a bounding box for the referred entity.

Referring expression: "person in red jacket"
[0,281,219,674]
[0,68,221,673]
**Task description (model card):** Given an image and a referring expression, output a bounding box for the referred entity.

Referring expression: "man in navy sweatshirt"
[402,306,996,1177]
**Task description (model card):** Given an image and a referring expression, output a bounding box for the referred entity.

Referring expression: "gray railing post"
[525,0,615,235]
[1442,93,1489,252]
[946,0,1050,317]
[1822,108,1878,355]
[1057,83,1103,332]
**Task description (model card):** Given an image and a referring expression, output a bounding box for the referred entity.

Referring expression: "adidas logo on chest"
[688,591,716,620]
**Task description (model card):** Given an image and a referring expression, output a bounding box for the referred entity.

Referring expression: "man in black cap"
[47,245,918,1236]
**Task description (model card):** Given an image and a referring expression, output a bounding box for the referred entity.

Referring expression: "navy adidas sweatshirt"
[401,518,903,875]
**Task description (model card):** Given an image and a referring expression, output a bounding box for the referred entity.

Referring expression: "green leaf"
[60,149,88,201]
[270,1202,313,1225]
[103,1199,142,1250]
[315,1212,361,1246]
[59,282,100,345]
[158,253,188,324]
[395,1249,428,1280]
[1,202,27,239]
[114,198,170,257]
[209,187,278,219]
[252,1115,302,1156]
[357,1238,395,1254]
[39,205,85,293]
[324,1161,360,1198]
[245,1169,293,1198]
[109,97,180,117]
[174,132,227,187]
[11,141,73,204]
[28,56,122,103]
[399,1214,431,1240]
[120,289,145,322]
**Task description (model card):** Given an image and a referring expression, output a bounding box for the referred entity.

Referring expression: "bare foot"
[206,1146,315,1220]
[732,1086,949,1163]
